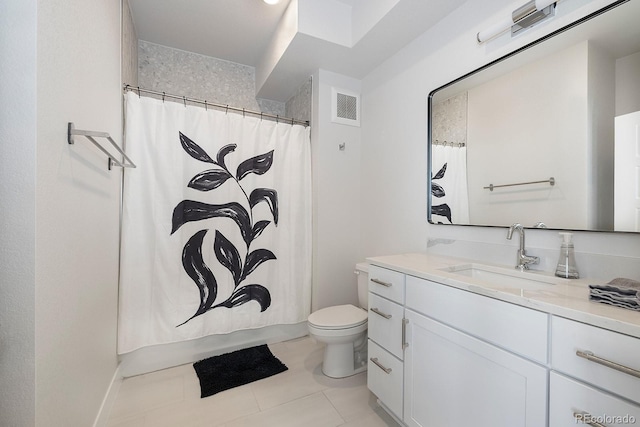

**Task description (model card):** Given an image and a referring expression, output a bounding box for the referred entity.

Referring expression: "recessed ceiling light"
[263,0,280,4]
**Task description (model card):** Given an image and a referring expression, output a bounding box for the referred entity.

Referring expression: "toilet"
[308,263,369,378]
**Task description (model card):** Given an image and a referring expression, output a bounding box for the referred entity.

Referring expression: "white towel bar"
[67,122,136,170]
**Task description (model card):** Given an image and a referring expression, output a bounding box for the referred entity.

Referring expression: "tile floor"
[106,336,401,427]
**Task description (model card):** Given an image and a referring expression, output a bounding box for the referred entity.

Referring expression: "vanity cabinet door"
[550,372,640,426]
[403,309,547,427]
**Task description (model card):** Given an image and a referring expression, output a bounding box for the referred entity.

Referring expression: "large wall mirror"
[428,0,640,233]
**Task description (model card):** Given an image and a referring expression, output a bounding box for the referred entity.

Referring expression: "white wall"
[616,51,640,116]
[36,0,122,425]
[587,42,615,230]
[0,0,37,425]
[122,0,138,87]
[360,0,640,275]
[311,69,363,311]
[466,41,590,229]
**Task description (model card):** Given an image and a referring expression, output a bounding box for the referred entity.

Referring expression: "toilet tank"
[355,263,369,309]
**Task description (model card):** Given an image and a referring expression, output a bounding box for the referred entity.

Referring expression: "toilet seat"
[308,304,367,330]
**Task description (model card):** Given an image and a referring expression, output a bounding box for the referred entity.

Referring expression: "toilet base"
[321,338,368,378]
[322,361,367,379]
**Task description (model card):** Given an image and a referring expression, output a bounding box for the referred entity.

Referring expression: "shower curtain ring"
[226,105,229,114]
[260,112,263,121]
[291,117,294,126]
[276,115,279,124]
[242,108,245,117]
[183,96,187,107]
[162,92,165,102]
[137,86,141,98]
[204,100,207,111]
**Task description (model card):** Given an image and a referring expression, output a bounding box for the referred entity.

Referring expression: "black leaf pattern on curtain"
[212,284,271,311]
[188,169,233,191]
[236,151,274,180]
[214,230,243,288]
[179,132,216,163]
[216,144,237,169]
[250,188,279,225]
[172,133,277,326]
[171,201,253,247]
[242,248,276,282]
[177,230,218,327]
[431,162,453,223]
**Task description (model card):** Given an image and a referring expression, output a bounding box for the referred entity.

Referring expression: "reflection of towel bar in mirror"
[67,122,136,170]
[433,139,466,148]
[484,177,555,191]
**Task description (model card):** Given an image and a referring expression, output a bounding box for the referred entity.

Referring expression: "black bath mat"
[193,344,288,398]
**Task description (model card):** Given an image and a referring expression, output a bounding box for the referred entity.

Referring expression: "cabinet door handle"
[576,350,640,379]
[402,318,409,350]
[370,357,392,374]
[371,278,392,287]
[573,411,608,427]
[370,307,392,319]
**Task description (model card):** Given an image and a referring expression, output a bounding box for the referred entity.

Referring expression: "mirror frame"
[427,0,633,233]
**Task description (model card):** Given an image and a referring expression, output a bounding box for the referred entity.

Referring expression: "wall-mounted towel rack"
[484,177,555,191]
[67,122,136,170]
[433,139,466,148]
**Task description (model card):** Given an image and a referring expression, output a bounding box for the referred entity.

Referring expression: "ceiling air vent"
[331,87,360,127]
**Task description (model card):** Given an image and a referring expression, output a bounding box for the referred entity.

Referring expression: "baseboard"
[92,363,123,427]
[376,399,404,426]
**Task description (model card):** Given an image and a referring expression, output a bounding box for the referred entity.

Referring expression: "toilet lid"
[308,304,367,329]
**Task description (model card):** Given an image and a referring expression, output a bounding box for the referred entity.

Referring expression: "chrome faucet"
[506,223,539,271]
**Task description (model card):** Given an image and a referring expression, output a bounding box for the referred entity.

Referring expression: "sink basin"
[439,263,565,291]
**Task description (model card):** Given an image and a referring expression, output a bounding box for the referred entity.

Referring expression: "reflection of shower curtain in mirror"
[431,144,470,224]
[118,93,312,354]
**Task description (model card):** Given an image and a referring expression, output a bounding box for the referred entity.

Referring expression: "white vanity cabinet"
[402,276,547,427]
[366,256,640,427]
[367,265,406,419]
[549,316,640,426]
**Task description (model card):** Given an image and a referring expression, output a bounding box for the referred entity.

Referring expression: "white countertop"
[367,253,640,339]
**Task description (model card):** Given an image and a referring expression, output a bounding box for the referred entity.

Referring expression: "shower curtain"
[118,93,312,354]
[431,144,470,224]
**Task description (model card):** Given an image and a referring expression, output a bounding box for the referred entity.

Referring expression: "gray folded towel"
[589,294,640,311]
[589,278,640,312]
[609,277,640,288]
[590,288,638,303]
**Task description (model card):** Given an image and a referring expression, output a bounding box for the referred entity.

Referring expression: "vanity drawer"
[368,340,403,419]
[551,316,640,404]
[550,372,640,427]
[368,292,405,359]
[405,275,548,363]
[368,265,405,304]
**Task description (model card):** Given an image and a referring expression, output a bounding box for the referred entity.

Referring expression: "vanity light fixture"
[477,0,557,43]
[263,0,280,4]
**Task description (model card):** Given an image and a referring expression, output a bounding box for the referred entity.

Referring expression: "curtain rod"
[123,85,310,127]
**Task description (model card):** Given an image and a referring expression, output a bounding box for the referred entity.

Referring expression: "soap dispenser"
[555,232,579,279]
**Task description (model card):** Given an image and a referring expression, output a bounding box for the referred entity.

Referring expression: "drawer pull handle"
[576,350,640,379]
[370,308,392,319]
[402,318,409,350]
[371,278,392,287]
[370,357,392,374]
[573,411,608,427]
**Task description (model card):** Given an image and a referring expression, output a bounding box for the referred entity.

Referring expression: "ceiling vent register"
[331,88,360,127]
